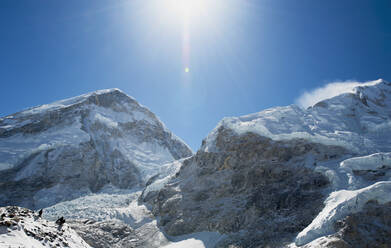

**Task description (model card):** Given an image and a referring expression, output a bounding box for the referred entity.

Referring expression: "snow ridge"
[202,79,391,154]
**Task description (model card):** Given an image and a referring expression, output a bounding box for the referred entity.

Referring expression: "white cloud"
[295,79,382,108]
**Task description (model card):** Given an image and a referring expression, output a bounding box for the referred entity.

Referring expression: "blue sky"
[1,0,390,151]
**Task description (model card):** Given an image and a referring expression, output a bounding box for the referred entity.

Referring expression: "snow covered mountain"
[1,80,391,248]
[0,89,192,209]
[145,79,391,247]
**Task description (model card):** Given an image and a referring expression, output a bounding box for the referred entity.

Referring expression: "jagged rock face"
[0,89,192,209]
[335,201,391,248]
[146,127,347,247]
[68,219,139,248]
[303,201,391,248]
[143,80,391,247]
[67,218,171,248]
[332,201,391,248]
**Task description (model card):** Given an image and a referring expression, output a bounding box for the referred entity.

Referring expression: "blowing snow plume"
[295,79,383,108]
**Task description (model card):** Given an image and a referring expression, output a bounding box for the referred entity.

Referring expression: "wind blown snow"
[296,79,382,108]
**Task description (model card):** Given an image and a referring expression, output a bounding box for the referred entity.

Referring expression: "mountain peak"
[202,79,391,154]
[3,88,135,119]
[0,89,192,209]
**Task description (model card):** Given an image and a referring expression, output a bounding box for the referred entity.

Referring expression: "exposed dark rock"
[68,219,140,248]
[330,201,391,248]
[146,128,347,247]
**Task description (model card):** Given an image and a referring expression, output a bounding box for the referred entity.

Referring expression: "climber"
[55,216,65,226]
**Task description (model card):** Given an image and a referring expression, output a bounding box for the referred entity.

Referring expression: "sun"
[165,0,208,19]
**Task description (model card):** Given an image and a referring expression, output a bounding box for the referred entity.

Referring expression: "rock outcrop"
[67,219,139,248]
[301,200,391,248]
[332,200,391,248]
[145,127,347,247]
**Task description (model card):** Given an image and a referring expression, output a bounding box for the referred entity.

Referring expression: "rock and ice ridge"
[0,88,192,209]
[295,181,391,246]
[203,79,391,154]
[146,79,391,247]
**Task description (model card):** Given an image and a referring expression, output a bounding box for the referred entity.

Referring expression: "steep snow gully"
[1,79,391,247]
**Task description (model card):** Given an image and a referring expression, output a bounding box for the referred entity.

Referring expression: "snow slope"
[295,181,391,246]
[0,206,90,248]
[0,88,192,209]
[0,88,191,174]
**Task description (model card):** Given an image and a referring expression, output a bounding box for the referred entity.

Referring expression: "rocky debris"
[145,128,346,247]
[67,217,172,248]
[0,206,90,247]
[68,219,140,248]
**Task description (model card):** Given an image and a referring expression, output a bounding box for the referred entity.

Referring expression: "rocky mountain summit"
[0,89,192,209]
[144,79,391,247]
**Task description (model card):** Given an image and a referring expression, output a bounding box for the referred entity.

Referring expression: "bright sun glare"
[165,0,208,19]
[150,0,225,78]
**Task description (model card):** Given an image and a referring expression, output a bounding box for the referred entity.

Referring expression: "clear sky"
[1,0,390,151]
